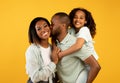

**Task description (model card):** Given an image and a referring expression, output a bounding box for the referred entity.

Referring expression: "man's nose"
[50,25,53,29]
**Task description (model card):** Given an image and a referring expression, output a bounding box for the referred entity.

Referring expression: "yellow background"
[0,0,120,83]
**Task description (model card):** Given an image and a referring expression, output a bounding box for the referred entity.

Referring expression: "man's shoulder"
[56,33,77,47]
[68,33,77,40]
[68,33,76,38]
[65,33,77,45]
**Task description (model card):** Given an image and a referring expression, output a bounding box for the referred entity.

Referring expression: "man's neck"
[57,32,68,42]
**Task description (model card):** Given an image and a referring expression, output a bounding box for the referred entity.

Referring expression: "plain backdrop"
[0,0,120,83]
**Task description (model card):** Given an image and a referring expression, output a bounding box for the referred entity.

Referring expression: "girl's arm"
[59,38,85,58]
[84,55,101,83]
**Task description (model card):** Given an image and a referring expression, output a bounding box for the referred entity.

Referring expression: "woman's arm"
[59,38,85,58]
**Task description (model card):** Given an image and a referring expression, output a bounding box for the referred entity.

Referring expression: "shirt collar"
[56,33,71,44]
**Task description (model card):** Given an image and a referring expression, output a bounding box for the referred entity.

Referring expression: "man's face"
[50,16,61,37]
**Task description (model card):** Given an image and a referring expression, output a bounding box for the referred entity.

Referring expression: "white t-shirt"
[69,26,99,60]
[39,45,51,66]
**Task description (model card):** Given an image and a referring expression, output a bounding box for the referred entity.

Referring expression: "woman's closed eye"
[43,24,48,28]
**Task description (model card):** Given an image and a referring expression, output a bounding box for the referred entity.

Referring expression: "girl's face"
[73,10,87,29]
[35,20,50,40]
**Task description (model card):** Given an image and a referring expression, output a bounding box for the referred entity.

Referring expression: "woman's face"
[35,20,50,40]
[73,10,87,29]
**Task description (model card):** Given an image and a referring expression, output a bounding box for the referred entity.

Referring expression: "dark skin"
[51,46,60,64]
[51,15,101,83]
[84,55,101,83]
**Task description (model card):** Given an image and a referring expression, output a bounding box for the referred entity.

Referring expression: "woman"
[25,17,59,83]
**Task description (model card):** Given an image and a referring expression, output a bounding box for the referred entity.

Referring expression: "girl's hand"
[58,52,63,60]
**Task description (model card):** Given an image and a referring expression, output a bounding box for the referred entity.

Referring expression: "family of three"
[25,7,101,83]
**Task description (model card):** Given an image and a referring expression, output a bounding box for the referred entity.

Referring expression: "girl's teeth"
[76,23,80,24]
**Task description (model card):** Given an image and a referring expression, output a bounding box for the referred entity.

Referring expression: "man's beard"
[51,32,59,39]
[51,29,60,38]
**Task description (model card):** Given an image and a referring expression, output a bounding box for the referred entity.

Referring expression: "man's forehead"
[52,16,60,22]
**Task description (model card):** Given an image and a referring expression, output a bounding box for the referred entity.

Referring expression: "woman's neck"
[39,39,49,48]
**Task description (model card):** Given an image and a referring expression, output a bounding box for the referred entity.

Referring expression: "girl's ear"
[62,23,66,27]
[85,21,87,24]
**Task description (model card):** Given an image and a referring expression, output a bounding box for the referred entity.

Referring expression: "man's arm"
[84,55,101,83]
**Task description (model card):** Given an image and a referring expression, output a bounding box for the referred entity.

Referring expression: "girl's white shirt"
[69,26,99,60]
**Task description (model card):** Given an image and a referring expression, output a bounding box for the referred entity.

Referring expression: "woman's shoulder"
[25,44,41,58]
[26,44,40,52]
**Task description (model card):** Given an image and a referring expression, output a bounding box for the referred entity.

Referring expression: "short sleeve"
[76,27,91,42]
[74,44,92,61]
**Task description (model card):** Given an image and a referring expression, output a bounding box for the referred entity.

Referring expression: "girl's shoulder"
[79,26,90,33]
[81,26,89,30]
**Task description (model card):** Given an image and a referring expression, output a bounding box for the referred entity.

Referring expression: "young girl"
[58,7,99,61]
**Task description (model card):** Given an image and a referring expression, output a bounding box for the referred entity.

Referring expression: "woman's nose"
[40,27,46,32]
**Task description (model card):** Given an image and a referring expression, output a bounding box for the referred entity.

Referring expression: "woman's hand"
[51,46,61,64]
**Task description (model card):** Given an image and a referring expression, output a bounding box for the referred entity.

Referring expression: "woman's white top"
[39,45,51,66]
[25,44,56,83]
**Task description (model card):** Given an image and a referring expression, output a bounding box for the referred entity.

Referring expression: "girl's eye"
[80,17,83,19]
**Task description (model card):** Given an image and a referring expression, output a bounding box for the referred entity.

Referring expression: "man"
[50,12,101,83]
